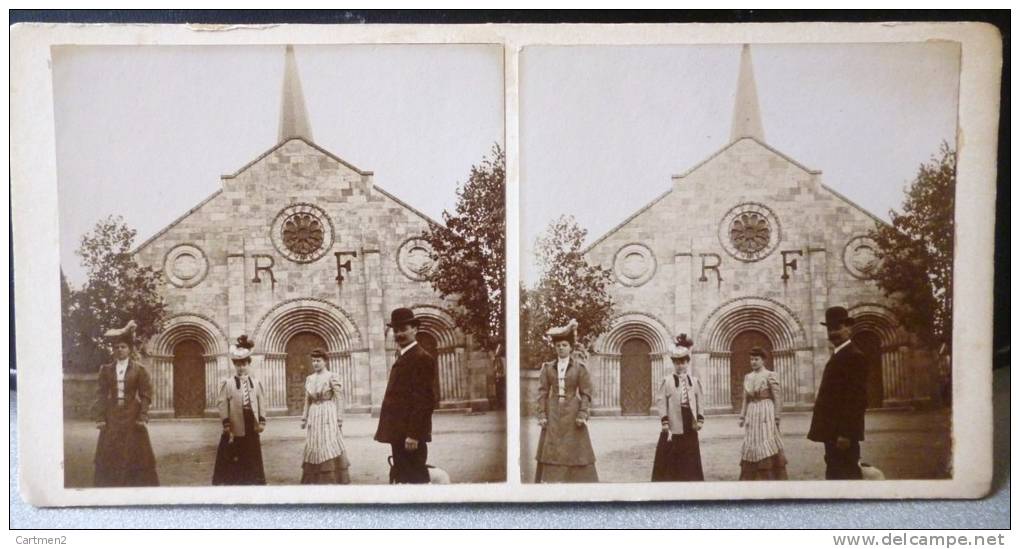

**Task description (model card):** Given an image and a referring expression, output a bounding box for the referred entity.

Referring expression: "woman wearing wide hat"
[651,334,705,482]
[300,348,351,484]
[212,335,268,485]
[534,319,598,483]
[92,320,159,487]
[738,346,788,480]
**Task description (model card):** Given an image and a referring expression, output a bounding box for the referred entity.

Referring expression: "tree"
[520,215,615,368]
[420,144,505,353]
[868,142,955,348]
[62,216,168,371]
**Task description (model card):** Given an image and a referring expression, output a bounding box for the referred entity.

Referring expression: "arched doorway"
[172,339,205,417]
[416,331,441,407]
[285,331,327,414]
[729,330,773,412]
[853,329,885,408]
[620,338,652,415]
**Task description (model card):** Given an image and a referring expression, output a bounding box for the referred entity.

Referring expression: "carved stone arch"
[848,302,906,348]
[698,296,808,352]
[406,304,462,349]
[147,313,228,357]
[253,298,361,353]
[596,311,672,356]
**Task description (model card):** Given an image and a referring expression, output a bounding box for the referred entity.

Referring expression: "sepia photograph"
[11,20,1000,510]
[53,42,507,489]
[519,42,962,484]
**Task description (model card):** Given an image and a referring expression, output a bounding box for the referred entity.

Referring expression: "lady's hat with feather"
[670,333,694,361]
[545,318,578,346]
[230,335,255,362]
[103,320,138,347]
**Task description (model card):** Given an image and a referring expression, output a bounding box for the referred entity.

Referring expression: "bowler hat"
[387,307,420,328]
[821,306,856,327]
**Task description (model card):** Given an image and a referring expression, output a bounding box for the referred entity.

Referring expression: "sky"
[54,44,504,285]
[519,42,961,284]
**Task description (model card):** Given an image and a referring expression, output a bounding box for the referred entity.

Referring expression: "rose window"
[729,212,771,255]
[282,213,325,256]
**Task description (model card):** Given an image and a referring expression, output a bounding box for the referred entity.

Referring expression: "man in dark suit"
[808,306,869,479]
[373,308,438,483]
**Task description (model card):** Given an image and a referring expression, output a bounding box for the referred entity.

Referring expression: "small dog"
[859,460,886,480]
[387,456,451,484]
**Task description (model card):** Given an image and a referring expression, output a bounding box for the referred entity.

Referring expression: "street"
[64,412,506,487]
[520,409,951,482]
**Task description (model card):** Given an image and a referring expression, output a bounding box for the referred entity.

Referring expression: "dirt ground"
[520,408,952,483]
[64,411,506,487]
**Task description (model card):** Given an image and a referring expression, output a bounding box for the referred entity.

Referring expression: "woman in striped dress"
[738,346,788,480]
[300,348,351,484]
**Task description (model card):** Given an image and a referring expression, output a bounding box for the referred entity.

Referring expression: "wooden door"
[729,330,773,412]
[172,340,206,418]
[620,338,652,415]
[853,330,885,408]
[285,332,327,414]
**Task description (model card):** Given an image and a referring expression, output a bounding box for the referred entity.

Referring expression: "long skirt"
[738,398,788,480]
[534,426,599,483]
[300,399,351,484]
[94,404,159,487]
[652,407,704,481]
[212,409,266,485]
[534,462,599,483]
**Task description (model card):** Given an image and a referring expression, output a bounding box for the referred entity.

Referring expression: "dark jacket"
[93,359,153,424]
[808,342,868,443]
[374,343,438,444]
[534,358,596,465]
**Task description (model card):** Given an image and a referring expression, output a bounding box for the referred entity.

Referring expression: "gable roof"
[584,137,887,253]
[134,137,441,254]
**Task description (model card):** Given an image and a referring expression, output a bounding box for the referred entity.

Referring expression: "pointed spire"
[730,44,765,143]
[278,45,313,142]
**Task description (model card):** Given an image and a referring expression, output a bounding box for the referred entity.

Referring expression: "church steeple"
[729,44,765,143]
[278,45,313,143]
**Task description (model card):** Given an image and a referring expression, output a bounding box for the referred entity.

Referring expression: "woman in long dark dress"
[212,335,267,485]
[93,320,159,487]
[651,334,705,481]
[534,319,598,483]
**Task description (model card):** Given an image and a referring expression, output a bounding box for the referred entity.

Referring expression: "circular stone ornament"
[271,203,335,263]
[613,243,656,287]
[163,244,209,288]
[397,237,435,281]
[843,235,881,279]
[719,202,781,262]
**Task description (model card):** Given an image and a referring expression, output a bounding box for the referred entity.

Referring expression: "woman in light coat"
[212,335,268,485]
[534,319,598,483]
[651,334,705,481]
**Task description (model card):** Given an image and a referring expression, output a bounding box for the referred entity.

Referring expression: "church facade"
[582,46,934,415]
[133,47,492,418]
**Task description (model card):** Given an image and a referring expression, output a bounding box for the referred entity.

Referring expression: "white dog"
[427,465,451,484]
[859,461,886,480]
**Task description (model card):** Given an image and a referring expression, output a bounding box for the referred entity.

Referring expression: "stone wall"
[131,138,489,416]
[63,373,98,419]
[584,138,926,413]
